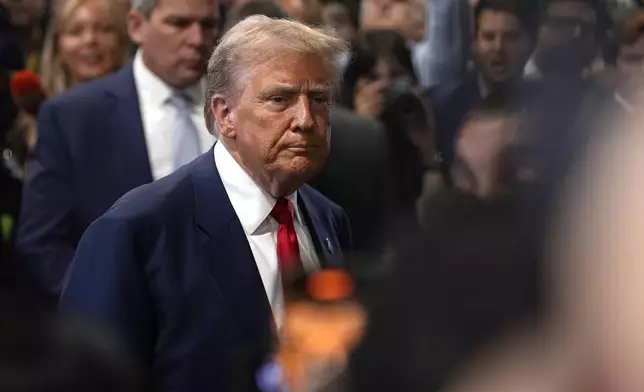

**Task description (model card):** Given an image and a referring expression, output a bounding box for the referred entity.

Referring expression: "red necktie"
[271,198,301,276]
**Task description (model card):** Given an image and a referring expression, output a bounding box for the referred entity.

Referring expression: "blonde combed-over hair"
[203,15,349,133]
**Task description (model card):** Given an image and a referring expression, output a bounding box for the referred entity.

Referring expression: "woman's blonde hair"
[40,0,130,97]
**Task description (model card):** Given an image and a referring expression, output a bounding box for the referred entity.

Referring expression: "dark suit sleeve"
[16,102,76,296]
[60,215,155,362]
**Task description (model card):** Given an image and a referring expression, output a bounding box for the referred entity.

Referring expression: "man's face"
[475,9,530,84]
[127,0,220,89]
[617,35,644,101]
[537,1,597,73]
[217,53,334,195]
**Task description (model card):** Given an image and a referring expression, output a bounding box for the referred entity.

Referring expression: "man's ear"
[127,10,146,45]
[211,95,236,139]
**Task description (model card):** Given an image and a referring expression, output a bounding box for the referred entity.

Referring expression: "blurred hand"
[353,79,387,118]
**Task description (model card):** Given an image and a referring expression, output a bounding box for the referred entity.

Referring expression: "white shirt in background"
[133,50,216,180]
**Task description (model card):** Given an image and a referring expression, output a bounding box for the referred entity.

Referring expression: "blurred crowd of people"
[1,0,644,390]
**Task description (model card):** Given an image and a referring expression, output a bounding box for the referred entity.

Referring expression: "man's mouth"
[490,60,508,72]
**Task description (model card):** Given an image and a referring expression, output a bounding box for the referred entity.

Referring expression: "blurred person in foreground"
[60,16,351,391]
[431,0,534,176]
[0,289,143,391]
[17,0,220,297]
[441,100,644,392]
[350,185,540,392]
[40,0,131,97]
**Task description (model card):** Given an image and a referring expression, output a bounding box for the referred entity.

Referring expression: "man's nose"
[185,23,206,46]
[492,36,503,52]
[292,96,315,131]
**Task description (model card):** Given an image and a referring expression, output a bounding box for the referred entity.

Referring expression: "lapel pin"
[324,238,334,255]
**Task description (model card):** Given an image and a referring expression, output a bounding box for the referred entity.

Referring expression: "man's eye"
[269,96,288,104]
[168,19,192,29]
[313,95,331,105]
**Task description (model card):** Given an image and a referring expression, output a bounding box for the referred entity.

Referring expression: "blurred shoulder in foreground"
[0,289,145,392]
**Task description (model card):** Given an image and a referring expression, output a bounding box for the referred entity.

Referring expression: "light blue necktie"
[169,94,201,170]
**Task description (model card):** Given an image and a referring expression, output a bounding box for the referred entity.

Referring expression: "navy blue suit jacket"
[17,64,154,295]
[59,149,352,391]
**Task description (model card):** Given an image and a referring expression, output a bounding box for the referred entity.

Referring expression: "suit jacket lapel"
[105,63,153,189]
[297,187,344,269]
[190,149,273,342]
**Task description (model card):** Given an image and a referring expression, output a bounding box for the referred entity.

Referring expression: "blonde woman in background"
[40,0,130,97]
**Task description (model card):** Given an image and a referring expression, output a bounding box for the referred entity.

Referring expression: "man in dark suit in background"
[309,107,388,267]
[17,0,220,296]
[60,16,351,392]
[431,0,534,175]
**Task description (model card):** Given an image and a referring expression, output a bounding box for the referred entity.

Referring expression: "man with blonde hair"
[60,15,352,391]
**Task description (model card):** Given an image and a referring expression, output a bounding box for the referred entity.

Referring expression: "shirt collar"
[214,141,300,235]
[133,49,205,108]
[477,73,490,99]
[523,56,542,80]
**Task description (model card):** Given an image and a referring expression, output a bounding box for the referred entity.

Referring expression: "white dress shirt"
[213,141,321,327]
[133,50,216,180]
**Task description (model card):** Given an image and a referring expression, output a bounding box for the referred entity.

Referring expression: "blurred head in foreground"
[351,186,540,392]
[0,290,143,391]
[549,109,644,391]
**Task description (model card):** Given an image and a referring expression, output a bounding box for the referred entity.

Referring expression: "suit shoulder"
[430,77,472,107]
[42,70,124,111]
[103,165,195,224]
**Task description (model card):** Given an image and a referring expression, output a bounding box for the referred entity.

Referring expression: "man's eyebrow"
[262,84,333,94]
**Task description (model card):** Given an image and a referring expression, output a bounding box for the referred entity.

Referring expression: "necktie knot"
[271,198,293,225]
[168,93,192,111]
